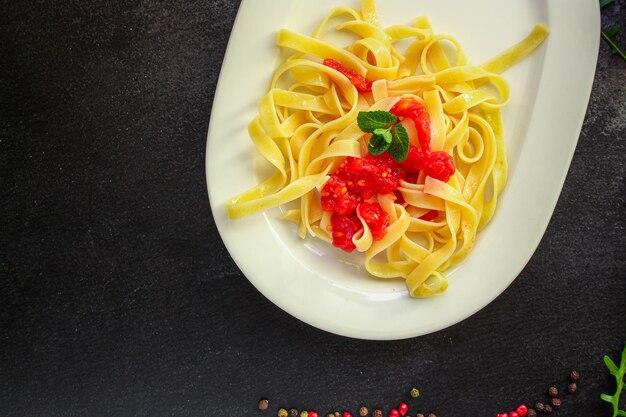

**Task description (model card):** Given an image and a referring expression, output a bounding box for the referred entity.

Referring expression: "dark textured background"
[1,1,625,416]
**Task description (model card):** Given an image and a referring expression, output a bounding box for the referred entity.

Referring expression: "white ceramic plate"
[206,0,599,340]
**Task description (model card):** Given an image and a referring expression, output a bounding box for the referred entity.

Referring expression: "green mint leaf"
[368,133,391,155]
[373,128,393,144]
[387,123,410,162]
[600,0,615,8]
[357,110,397,133]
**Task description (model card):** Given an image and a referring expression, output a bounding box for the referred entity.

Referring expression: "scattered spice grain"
[278,409,289,417]
[258,399,270,411]
[359,406,369,417]
[548,387,558,398]
[570,370,580,382]
[550,398,561,408]
[567,383,577,394]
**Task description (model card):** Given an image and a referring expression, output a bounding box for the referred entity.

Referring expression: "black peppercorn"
[570,370,580,381]
[551,398,561,407]
[568,382,577,394]
[258,399,270,411]
[359,407,369,417]
[373,410,382,417]
[289,409,299,417]
[543,404,553,414]
[526,409,537,417]
[548,386,558,397]
[534,403,544,413]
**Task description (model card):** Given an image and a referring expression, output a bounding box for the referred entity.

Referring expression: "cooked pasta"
[226,0,549,297]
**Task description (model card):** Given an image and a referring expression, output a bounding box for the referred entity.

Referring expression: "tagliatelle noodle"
[226,0,549,297]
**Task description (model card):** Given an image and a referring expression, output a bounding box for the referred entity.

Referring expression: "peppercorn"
[335,413,341,417]
[410,388,420,399]
[527,410,537,417]
[359,407,368,417]
[548,386,558,397]
[278,409,289,417]
[568,383,577,394]
[258,399,270,411]
[326,414,334,417]
[398,403,408,416]
[343,412,353,417]
[510,412,519,417]
[309,412,319,417]
[300,412,308,417]
[543,404,553,414]
[428,414,436,417]
[570,370,580,381]
[373,410,382,417]
[516,404,528,417]
[390,410,400,417]
[550,398,561,407]
[416,414,425,417]
[534,403,545,413]
[290,409,298,417]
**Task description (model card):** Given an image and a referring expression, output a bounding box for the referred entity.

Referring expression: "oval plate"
[206,0,599,340]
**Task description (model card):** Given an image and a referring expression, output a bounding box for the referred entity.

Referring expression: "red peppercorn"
[398,403,408,416]
[343,413,353,417]
[516,405,528,417]
[310,412,319,417]
[389,409,400,417]
[510,412,519,417]
[496,414,508,417]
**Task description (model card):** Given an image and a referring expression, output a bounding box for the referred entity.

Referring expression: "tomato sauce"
[321,98,455,252]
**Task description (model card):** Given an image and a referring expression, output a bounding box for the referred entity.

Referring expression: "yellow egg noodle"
[226,0,549,297]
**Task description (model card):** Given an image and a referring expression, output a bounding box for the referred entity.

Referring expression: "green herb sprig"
[600,0,626,62]
[600,343,626,417]
[357,110,410,162]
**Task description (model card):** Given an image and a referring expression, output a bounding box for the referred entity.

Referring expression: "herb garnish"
[600,343,626,417]
[599,0,626,62]
[357,110,410,162]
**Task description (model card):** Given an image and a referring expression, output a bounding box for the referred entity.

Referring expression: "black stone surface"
[1,1,625,416]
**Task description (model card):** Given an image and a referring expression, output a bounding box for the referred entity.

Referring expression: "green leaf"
[601,28,626,61]
[373,128,393,144]
[387,124,410,162]
[605,25,620,38]
[616,410,626,417]
[368,133,391,155]
[600,0,615,7]
[606,355,620,375]
[357,111,397,133]
[601,393,614,403]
